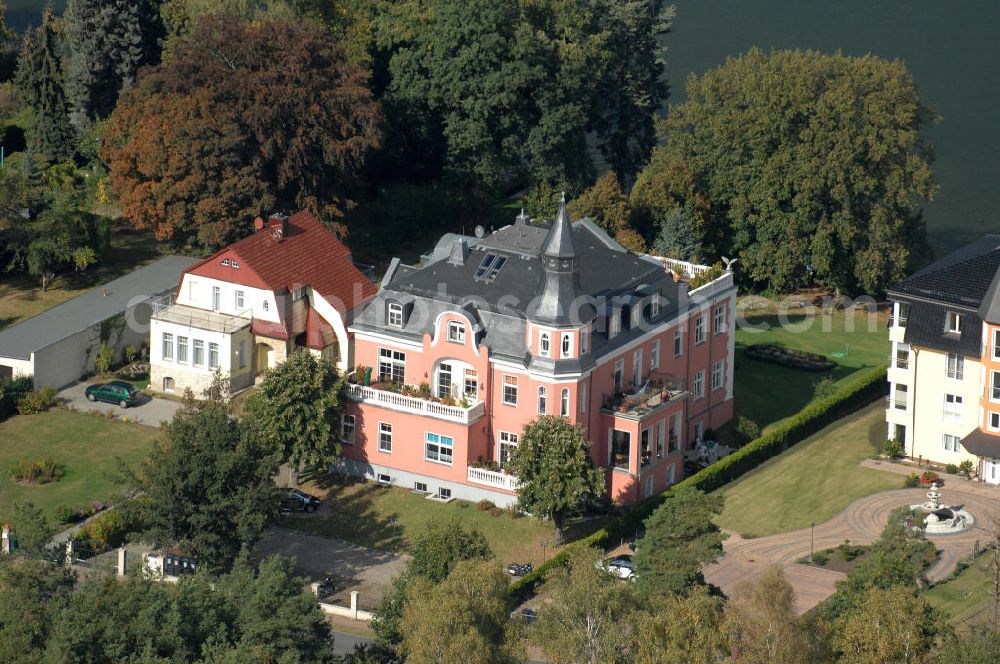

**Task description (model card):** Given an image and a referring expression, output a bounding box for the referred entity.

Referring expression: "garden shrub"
[0,375,33,421]
[812,551,829,566]
[958,460,974,478]
[476,499,496,512]
[16,392,41,415]
[735,416,760,445]
[10,456,65,484]
[945,463,959,475]
[883,439,903,459]
[903,473,921,488]
[79,509,129,549]
[53,504,76,524]
[37,386,57,410]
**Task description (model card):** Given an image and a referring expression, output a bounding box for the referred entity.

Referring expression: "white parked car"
[600,555,635,580]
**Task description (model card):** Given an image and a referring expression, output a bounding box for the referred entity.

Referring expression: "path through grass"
[716,404,899,538]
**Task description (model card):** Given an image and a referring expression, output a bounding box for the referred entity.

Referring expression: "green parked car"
[85,381,140,408]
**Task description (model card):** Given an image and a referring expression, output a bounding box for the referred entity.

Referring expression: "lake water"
[9,1,999,254]
[667,0,1000,255]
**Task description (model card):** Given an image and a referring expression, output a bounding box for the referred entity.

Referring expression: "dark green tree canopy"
[633,487,726,597]
[122,402,283,571]
[635,48,936,295]
[407,516,492,583]
[507,415,605,542]
[14,10,77,162]
[244,351,345,470]
[0,557,75,664]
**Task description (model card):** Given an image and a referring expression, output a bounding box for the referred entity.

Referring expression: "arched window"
[561,334,571,358]
[540,333,550,357]
[537,387,547,415]
[560,388,570,416]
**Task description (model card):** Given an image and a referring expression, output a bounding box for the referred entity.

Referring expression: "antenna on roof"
[474,225,485,238]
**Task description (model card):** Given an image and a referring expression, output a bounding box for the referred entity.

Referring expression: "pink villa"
[338,198,736,506]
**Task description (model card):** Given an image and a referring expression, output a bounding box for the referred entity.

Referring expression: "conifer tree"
[14,10,77,162]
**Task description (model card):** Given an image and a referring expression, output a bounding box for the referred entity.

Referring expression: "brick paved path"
[705,472,999,613]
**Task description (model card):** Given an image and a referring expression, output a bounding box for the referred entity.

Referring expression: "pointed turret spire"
[541,191,576,259]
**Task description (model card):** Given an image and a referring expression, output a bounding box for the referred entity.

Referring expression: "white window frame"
[992,370,1000,402]
[650,340,660,370]
[162,333,174,361]
[633,349,643,386]
[425,432,454,465]
[208,342,219,370]
[946,311,962,334]
[695,316,706,344]
[193,339,205,366]
[610,312,621,338]
[387,302,403,328]
[650,293,661,319]
[560,388,570,417]
[941,433,961,452]
[711,360,724,390]
[378,348,406,384]
[694,370,705,400]
[537,386,547,415]
[447,321,466,344]
[539,332,551,358]
[614,359,625,391]
[580,329,589,355]
[378,422,393,453]
[263,300,269,312]
[579,383,587,414]
[561,333,572,358]
[943,393,963,422]
[503,375,518,406]
[713,305,726,335]
[990,412,1000,432]
[945,352,963,380]
[235,290,245,310]
[212,286,221,311]
[498,431,519,469]
[674,328,683,357]
[656,419,665,459]
[994,329,1000,360]
[177,336,188,364]
[341,414,356,444]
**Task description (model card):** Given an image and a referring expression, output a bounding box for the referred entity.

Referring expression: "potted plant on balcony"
[418,382,431,399]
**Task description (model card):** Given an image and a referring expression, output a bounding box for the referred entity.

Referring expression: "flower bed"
[745,343,835,371]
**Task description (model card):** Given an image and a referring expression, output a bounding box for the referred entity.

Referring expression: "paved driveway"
[57,381,182,427]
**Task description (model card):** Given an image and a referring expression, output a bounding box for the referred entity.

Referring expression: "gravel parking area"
[57,381,182,427]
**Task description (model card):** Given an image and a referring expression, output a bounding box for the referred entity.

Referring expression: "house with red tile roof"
[149,211,376,396]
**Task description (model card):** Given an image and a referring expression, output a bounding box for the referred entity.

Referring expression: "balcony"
[467,467,518,492]
[151,295,251,334]
[345,383,485,425]
[603,372,686,420]
[885,397,908,411]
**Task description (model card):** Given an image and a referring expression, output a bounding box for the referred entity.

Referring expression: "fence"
[311,584,376,622]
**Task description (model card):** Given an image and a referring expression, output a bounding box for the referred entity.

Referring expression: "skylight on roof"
[474,253,507,282]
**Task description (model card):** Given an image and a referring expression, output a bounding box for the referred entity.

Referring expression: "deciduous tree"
[632,487,726,597]
[628,585,726,664]
[834,585,943,664]
[568,171,630,236]
[507,416,605,543]
[636,48,936,295]
[121,402,282,571]
[0,558,74,664]
[723,566,809,664]
[102,16,383,249]
[399,560,522,664]
[244,351,344,470]
[9,501,54,555]
[934,631,1000,664]
[531,546,633,664]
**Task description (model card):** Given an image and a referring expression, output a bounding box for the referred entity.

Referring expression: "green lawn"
[925,553,995,630]
[734,306,889,432]
[716,404,900,538]
[284,474,607,566]
[0,409,161,524]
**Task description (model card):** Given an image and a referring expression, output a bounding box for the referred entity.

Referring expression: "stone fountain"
[909,481,975,535]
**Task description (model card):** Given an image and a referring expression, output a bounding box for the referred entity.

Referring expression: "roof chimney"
[268,213,287,241]
[253,216,265,231]
[448,238,470,266]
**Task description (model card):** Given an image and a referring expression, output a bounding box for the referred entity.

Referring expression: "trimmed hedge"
[510,365,888,603]
[0,375,33,422]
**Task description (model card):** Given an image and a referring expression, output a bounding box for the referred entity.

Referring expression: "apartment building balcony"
[467,467,518,492]
[602,372,687,421]
[345,382,486,425]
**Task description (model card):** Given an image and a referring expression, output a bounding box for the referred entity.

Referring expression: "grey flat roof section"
[0,255,196,360]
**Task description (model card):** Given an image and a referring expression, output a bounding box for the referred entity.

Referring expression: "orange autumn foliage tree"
[102,16,384,249]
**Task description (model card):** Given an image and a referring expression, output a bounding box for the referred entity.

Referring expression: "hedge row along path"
[703,479,999,614]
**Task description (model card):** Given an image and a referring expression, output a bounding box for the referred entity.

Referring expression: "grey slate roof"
[0,255,196,360]
[902,300,982,358]
[888,235,1000,308]
[978,267,1000,324]
[541,195,577,259]
[353,212,683,368]
[960,428,1000,459]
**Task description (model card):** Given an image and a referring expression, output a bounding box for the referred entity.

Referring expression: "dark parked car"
[85,381,140,408]
[284,489,321,513]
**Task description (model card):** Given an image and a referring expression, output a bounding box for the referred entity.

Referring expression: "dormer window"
[630,305,642,329]
[221,258,230,266]
[609,312,621,339]
[650,293,661,319]
[946,311,962,334]
[448,321,465,343]
[540,333,551,357]
[388,303,403,328]
[292,287,306,302]
[231,259,240,269]
[561,333,571,358]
